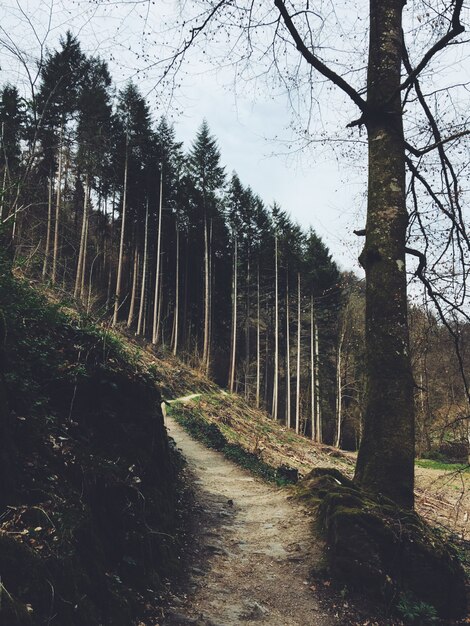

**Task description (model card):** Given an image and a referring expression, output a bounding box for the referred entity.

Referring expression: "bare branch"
[273,0,367,112]
[400,0,465,91]
[405,130,470,157]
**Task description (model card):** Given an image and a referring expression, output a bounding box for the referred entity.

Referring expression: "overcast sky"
[0,0,377,273]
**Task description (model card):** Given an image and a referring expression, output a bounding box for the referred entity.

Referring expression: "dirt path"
[164,415,335,626]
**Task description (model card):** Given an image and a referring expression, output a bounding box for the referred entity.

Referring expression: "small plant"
[396,593,438,625]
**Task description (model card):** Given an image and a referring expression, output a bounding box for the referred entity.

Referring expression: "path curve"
[165,415,335,626]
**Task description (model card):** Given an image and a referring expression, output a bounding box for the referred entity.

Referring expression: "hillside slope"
[133,342,470,541]
[0,264,183,625]
[1,263,468,624]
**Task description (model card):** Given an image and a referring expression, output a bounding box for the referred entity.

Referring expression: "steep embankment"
[0,265,183,625]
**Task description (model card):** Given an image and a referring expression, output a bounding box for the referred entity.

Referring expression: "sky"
[7,0,466,278]
[0,0,373,273]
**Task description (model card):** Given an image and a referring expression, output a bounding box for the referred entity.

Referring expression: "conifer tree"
[0,85,25,228]
[37,31,86,284]
[112,82,152,326]
[187,120,225,372]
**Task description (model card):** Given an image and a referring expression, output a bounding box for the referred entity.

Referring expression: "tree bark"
[152,165,163,344]
[42,173,53,279]
[295,272,301,434]
[127,246,139,327]
[314,317,321,443]
[172,224,180,355]
[202,210,210,368]
[80,192,90,299]
[285,271,291,428]
[272,235,279,420]
[229,235,238,392]
[354,0,415,508]
[335,319,345,448]
[113,137,129,326]
[137,200,149,337]
[310,295,315,440]
[245,253,250,400]
[74,173,89,300]
[51,123,64,286]
[256,263,261,408]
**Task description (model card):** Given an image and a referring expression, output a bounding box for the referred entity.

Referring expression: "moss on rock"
[299,468,467,619]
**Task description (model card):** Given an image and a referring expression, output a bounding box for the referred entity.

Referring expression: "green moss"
[170,405,297,486]
[298,468,467,620]
[415,459,470,472]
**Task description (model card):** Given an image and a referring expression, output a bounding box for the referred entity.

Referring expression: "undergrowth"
[0,252,183,625]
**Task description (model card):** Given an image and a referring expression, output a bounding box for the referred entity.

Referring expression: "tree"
[112,81,152,326]
[0,85,24,224]
[186,121,225,373]
[37,31,86,284]
[156,0,468,508]
[74,57,113,301]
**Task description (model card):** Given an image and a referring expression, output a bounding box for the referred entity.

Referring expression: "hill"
[0,265,468,624]
[0,263,184,625]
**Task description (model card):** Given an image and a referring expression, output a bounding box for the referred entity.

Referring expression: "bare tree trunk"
[285,272,291,428]
[229,235,238,392]
[335,320,346,448]
[80,195,89,299]
[106,189,116,311]
[113,137,129,326]
[127,246,139,327]
[0,162,6,222]
[86,252,100,314]
[205,218,213,373]
[202,202,210,370]
[10,183,20,252]
[152,165,163,344]
[51,125,64,285]
[42,173,53,279]
[315,319,321,443]
[137,201,149,336]
[272,235,279,420]
[310,295,315,440]
[256,263,261,408]
[74,173,90,300]
[156,278,163,346]
[295,272,301,434]
[245,253,250,400]
[172,224,180,355]
[354,0,414,508]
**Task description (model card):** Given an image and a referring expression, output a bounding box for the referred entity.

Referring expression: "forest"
[1,31,469,459]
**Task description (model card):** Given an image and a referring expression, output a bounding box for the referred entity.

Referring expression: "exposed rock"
[239,600,269,620]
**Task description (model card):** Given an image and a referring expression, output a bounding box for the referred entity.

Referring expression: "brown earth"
[161,415,404,626]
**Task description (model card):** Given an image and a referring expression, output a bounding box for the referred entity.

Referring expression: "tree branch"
[400,0,465,91]
[405,130,470,157]
[274,0,367,112]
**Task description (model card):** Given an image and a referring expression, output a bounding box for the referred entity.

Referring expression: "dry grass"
[104,327,470,541]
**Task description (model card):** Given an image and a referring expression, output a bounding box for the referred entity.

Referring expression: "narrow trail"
[164,414,335,626]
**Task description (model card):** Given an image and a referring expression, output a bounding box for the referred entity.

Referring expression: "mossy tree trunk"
[354,0,415,509]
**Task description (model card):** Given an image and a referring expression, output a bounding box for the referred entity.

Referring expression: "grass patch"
[168,403,298,486]
[415,459,470,472]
